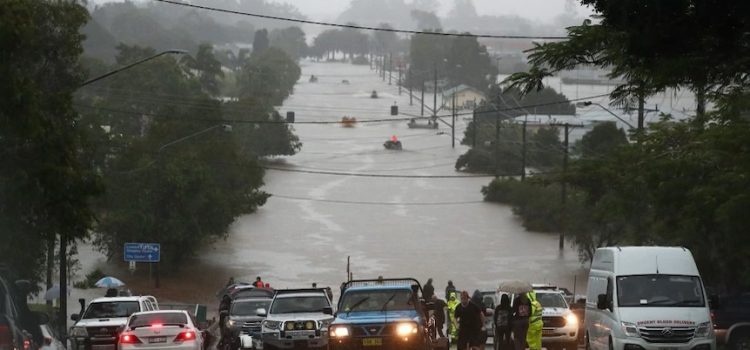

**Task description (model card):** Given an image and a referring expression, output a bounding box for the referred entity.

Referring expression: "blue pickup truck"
[328,278,447,350]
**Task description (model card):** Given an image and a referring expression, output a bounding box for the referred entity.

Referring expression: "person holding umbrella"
[498,281,533,350]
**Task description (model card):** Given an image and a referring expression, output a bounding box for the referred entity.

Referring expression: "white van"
[584,247,715,350]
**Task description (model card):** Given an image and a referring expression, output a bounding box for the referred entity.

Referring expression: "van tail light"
[174,331,196,342]
[0,324,12,350]
[119,333,142,344]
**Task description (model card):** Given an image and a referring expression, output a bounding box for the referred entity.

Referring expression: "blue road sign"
[124,243,161,262]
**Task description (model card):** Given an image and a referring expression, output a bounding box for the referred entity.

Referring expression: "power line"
[152,0,568,40]
[262,166,493,178]
[270,194,486,206]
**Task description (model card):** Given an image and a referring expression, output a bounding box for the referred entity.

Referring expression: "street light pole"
[79,49,187,87]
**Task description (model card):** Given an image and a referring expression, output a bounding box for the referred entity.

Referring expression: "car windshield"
[129,313,188,328]
[536,293,567,308]
[617,275,705,307]
[232,300,271,316]
[340,289,414,312]
[83,301,140,319]
[270,296,329,314]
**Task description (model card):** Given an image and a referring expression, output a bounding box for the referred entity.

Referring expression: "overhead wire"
[269,194,486,206]
[152,0,568,40]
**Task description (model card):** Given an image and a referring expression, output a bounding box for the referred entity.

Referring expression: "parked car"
[260,288,334,350]
[585,247,714,350]
[534,289,578,350]
[0,274,44,350]
[225,298,272,350]
[118,310,204,350]
[710,293,750,350]
[328,278,447,350]
[230,287,274,301]
[69,295,159,350]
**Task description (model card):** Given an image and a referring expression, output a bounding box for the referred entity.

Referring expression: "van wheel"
[731,332,750,350]
[608,337,614,350]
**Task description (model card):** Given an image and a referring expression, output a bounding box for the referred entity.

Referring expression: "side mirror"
[71,314,80,322]
[596,294,610,311]
[322,307,333,315]
[256,308,268,317]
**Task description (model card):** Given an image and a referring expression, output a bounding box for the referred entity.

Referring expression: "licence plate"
[149,337,167,344]
[362,338,382,346]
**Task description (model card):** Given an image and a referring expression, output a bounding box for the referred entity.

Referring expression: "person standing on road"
[423,278,435,300]
[447,292,460,340]
[455,291,486,350]
[471,290,489,344]
[494,294,512,350]
[446,280,457,299]
[526,291,543,350]
[253,276,264,288]
[431,295,448,337]
[512,293,531,350]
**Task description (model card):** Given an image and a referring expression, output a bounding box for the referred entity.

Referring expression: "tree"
[270,26,307,61]
[253,29,269,54]
[372,23,398,55]
[410,9,442,30]
[181,43,225,96]
[575,121,627,158]
[445,34,497,91]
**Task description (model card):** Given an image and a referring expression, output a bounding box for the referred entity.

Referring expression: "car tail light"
[119,333,142,344]
[22,340,30,350]
[174,331,196,342]
[0,324,12,350]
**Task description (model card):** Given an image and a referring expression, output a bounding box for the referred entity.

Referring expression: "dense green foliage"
[408,32,497,92]
[269,27,307,61]
[0,0,100,282]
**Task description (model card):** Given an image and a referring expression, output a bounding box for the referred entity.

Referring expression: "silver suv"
[535,290,579,350]
[260,289,334,350]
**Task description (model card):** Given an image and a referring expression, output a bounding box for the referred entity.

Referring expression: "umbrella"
[497,280,533,294]
[44,285,60,301]
[95,276,125,288]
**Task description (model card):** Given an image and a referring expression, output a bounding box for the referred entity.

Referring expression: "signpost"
[124,243,160,287]
[124,243,161,262]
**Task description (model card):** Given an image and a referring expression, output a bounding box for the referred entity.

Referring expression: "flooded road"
[199,61,587,296]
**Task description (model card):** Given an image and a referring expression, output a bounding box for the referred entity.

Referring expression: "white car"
[118,310,204,350]
[535,290,579,350]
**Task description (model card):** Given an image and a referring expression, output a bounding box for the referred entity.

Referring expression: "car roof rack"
[273,288,330,296]
[342,278,422,291]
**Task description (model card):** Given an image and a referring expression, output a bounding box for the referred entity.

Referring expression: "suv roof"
[89,296,154,303]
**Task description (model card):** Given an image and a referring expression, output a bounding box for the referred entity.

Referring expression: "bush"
[351,55,369,65]
[482,178,562,232]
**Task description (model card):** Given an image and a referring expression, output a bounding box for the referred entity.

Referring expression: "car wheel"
[732,332,750,350]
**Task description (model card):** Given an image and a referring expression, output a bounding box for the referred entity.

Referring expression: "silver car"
[260,289,334,350]
[226,298,272,349]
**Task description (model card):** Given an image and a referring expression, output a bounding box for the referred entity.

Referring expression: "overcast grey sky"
[269,0,594,22]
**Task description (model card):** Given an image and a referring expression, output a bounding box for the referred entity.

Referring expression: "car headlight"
[621,322,640,337]
[227,320,235,327]
[695,322,712,338]
[396,322,418,336]
[70,327,88,337]
[330,326,350,338]
[285,322,296,331]
[565,313,578,326]
[263,320,282,330]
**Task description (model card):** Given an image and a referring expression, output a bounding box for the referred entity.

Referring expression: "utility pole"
[388,53,392,85]
[472,109,477,148]
[408,70,413,106]
[433,66,437,118]
[494,112,501,178]
[398,68,402,95]
[521,121,527,181]
[560,123,570,250]
[382,55,386,81]
[452,92,456,148]
[421,80,425,116]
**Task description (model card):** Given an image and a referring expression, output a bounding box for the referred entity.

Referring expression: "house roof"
[442,84,486,98]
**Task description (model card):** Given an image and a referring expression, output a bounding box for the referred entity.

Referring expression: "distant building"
[442,84,487,110]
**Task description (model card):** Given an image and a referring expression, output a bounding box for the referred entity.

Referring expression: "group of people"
[422,279,543,350]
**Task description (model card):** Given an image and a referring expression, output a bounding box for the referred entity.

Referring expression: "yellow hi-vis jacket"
[526,291,543,350]
[447,292,459,338]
